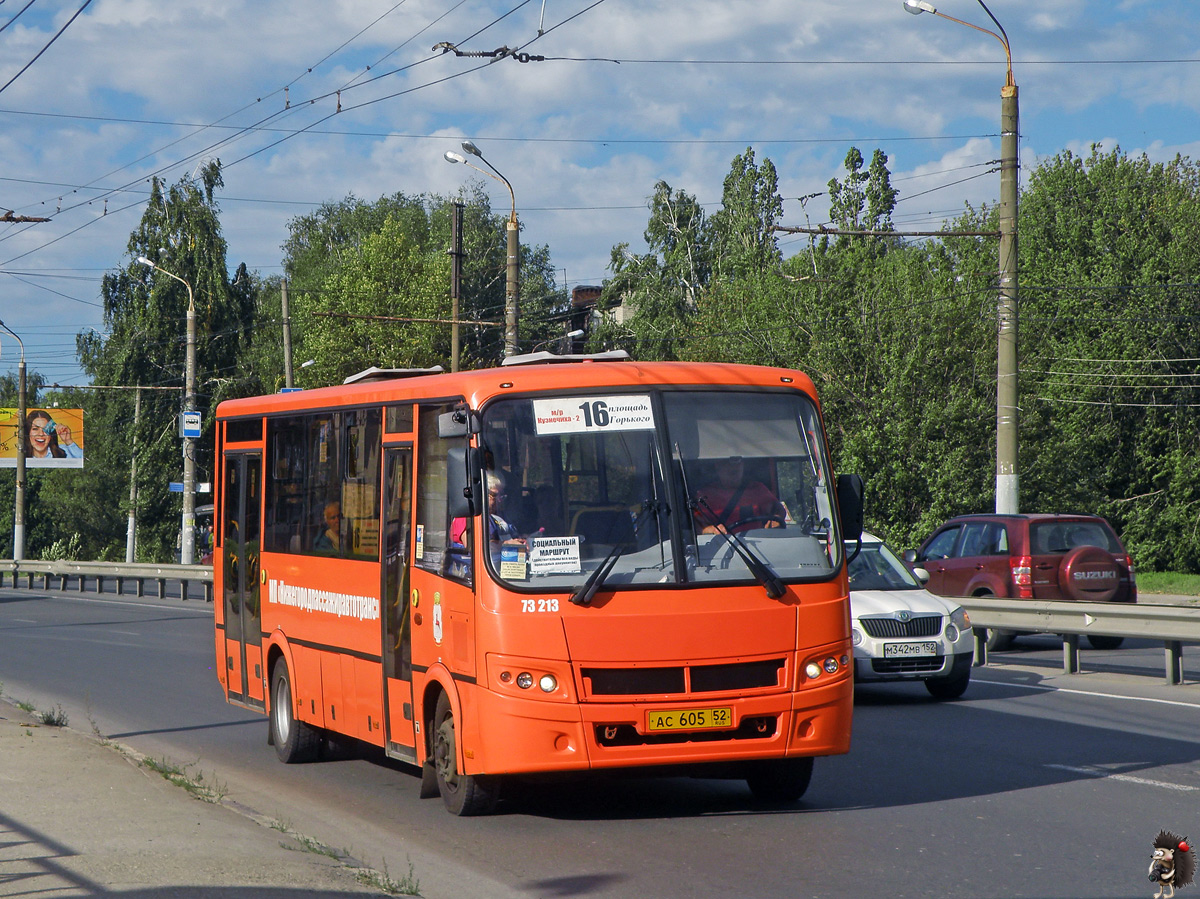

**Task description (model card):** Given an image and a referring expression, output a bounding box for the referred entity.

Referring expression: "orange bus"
[213,353,863,815]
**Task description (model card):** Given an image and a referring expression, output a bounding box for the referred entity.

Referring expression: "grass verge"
[139,756,229,803]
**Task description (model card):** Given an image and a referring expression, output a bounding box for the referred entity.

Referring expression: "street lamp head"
[136,255,154,267]
[461,140,482,158]
[444,150,466,165]
[904,0,936,13]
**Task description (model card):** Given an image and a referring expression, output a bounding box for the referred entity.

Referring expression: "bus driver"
[695,456,787,535]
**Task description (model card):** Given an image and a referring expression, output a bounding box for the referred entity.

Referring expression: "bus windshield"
[477,388,840,592]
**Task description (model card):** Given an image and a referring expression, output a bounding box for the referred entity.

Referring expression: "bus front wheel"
[431,692,500,816]
[745,757,814,802]
[270,658,320,764]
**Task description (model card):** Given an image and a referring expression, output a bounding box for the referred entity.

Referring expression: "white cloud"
[2,0,1198,381]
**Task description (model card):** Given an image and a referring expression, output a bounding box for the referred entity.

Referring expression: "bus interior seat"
[570,507,636,549]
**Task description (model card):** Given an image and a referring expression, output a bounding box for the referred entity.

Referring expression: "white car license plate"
[883,641,938,658]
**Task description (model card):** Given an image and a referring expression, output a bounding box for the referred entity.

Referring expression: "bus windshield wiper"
[569,501,659,607]
[693,496,786,600]
[570,542,624,606]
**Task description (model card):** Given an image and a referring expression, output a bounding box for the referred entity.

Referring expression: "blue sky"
[1,0,1198,387]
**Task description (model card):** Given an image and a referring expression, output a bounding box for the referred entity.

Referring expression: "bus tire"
[432,692,500,816]
[271,658,320,764]
[745,757,814,802]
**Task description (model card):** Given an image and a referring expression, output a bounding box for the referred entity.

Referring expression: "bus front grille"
[581,658,786,698]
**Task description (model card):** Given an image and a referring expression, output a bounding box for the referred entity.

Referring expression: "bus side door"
[221,451,265,709]
[382,446,417,760]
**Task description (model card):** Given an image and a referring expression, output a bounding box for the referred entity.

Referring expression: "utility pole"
[136,257,197,565]
[505,212,520,358]
[444,141,520,357]
[126,387,140,562]
[450,203,464,372]
[904,0,1019,514]
[281,279,295,388]
[0,320,25,561]
[996,79,1020,514]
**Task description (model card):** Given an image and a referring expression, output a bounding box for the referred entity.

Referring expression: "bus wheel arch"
[428,689,500,816]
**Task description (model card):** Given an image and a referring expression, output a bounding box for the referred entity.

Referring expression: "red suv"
[907,514,1136,649]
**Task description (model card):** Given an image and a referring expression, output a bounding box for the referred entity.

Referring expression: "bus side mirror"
[438,406,479,438]
[446,447,482,519]
[836,473,864,543]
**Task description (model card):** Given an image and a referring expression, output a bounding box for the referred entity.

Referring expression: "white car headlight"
[851,627,863,646]
[946,607,970,642]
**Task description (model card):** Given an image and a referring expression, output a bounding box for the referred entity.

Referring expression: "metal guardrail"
[958,595,1200,685]
[1,560,214,602]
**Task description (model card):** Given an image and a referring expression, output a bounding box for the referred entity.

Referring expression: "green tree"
[709,147,783,281]
[76,161,254,561]
[282,187,562,378]
[595,180,711,360]
[1013,146,1200,569]
[826,147,899,246]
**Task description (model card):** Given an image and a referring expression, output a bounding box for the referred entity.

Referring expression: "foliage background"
[2,146,1199,572]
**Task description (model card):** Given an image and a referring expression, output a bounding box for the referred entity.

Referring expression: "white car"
[847,533,973,700]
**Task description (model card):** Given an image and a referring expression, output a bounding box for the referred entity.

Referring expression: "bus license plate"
[883,641,938,658]
[646,707,733,732]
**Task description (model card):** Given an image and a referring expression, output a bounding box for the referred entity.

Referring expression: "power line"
[0,0,93,96]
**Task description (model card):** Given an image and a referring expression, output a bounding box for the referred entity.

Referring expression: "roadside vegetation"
[1,146,1199,574]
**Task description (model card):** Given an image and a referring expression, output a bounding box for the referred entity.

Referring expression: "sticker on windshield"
[532,396,654,435]
[500,541,528,580]
[529,536,582,575]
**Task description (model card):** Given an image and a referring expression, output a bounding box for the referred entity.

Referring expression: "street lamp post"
[445,141,520,357]
[905,0,1019,514]
[0,320,26,560]
[137,256,198,564]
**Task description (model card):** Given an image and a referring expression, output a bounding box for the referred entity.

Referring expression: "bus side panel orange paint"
[214,631,227,693]
[386,678,416,749]
[291,643,326,728]
[245,643,265,703]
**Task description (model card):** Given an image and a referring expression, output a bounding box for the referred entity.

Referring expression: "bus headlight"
[804,654,845,682]
[487,654,574,702]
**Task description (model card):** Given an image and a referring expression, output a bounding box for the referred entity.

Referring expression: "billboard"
[0,408,85,469]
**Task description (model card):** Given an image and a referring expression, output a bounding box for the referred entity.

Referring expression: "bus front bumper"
[465,676,853,776]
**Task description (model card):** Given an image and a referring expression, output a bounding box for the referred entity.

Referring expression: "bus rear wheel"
[431,692,500,816]
[270,658,320,764]
[745,757,814,802]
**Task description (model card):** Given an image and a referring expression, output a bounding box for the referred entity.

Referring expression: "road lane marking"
[973,676,1200,709]
[1045,763,1199,792]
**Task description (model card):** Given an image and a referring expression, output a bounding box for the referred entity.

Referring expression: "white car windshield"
[847,541,923,591]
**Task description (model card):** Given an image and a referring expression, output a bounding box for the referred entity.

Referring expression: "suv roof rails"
[343,365,446,384]
[501,349,631,367]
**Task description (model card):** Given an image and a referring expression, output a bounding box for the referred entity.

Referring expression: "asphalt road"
[2,585,1200,899]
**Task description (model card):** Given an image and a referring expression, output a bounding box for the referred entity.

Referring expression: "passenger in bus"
[313,501,343,553]
[447,473,527,571]
[694,456,787,535]
[485,473,524,558]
